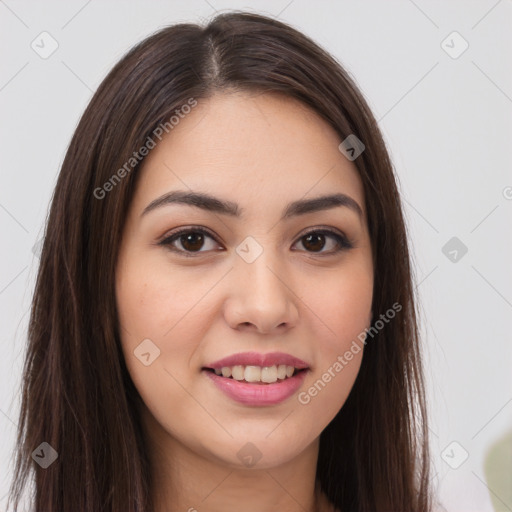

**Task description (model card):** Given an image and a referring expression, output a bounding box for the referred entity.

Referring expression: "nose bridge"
[226,235,298,331]
[234,234,287,297]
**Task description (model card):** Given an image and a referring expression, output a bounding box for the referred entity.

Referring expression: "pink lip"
[204,351,310,370]
[203,368,309,406]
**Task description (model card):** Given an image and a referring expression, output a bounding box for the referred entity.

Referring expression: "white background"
[1,1,511,511]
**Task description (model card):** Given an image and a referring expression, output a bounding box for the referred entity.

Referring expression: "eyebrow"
[141,190,363,221]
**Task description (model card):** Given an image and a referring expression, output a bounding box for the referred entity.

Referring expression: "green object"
[484,429,512,512]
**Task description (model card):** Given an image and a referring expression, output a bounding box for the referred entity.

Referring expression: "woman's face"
[116,91,373,470]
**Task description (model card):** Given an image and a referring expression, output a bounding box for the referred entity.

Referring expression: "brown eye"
[178,232,206,252]
[302,233,327,252]
[293,229,353,255]
[159,228,221,256]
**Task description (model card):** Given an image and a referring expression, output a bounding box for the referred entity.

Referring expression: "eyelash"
[158,226,354,258]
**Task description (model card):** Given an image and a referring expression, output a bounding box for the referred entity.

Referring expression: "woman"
[8,11,432,512]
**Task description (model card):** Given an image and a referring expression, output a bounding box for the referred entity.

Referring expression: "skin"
[115,90,374,512]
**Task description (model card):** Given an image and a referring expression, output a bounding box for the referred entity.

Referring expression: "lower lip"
[203,369,308,406]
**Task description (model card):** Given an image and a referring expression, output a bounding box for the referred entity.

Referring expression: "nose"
[223,248,299,334]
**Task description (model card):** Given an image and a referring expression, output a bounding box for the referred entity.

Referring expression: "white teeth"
[244,366,261,382]
[231,365,245,381]
[212,364,300,383]
[261,365,277,383]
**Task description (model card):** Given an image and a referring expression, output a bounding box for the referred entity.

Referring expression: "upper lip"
[204,351,310,370]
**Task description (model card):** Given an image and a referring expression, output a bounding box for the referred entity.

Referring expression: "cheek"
[115,258,210,434]
[307,262,373,349]
[115,253,224,411]
[297,264,372,418]
[116,254,215,340]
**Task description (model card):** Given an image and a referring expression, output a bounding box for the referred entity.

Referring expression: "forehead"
[134,91,365,218]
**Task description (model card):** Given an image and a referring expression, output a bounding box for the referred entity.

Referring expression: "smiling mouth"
[202,365,307,385]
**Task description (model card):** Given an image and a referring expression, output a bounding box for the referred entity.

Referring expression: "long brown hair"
[8,11,432,511]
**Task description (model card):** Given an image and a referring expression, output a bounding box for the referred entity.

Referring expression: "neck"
[143,408,322,512]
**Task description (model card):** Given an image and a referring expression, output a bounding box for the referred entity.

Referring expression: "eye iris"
[181,232,204,252]
[303,233,325,252]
